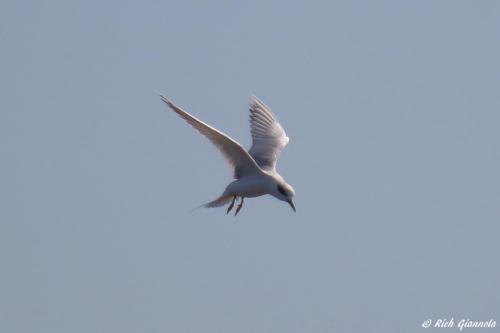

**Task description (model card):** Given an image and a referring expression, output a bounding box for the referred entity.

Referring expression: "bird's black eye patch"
[277,185,287,196]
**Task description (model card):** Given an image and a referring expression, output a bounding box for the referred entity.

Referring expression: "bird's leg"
[226,196,237,214]
[234,197,244,216]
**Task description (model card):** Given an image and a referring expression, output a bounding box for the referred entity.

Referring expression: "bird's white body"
[226,177,269,198]
[225,172,276,198]
[160,94,295,214]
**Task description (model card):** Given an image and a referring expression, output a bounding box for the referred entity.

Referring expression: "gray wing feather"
[160,95,262,178]
[248,96,289,171]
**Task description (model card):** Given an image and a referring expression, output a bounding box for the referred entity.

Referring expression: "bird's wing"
[248,95,289,172]
[160,95,262,178]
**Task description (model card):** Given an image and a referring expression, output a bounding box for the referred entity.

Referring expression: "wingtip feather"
[159,94,180,113]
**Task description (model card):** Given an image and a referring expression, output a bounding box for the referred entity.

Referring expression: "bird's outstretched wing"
[160,95,262,178]
[248,96,289,172]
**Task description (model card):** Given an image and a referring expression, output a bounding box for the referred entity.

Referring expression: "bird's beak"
[287,199,296,212]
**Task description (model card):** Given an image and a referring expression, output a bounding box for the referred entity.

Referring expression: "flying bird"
[160,95,295,215]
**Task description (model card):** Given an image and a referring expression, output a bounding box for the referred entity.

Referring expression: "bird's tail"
[203,195,233,208]
[188,195,233,213]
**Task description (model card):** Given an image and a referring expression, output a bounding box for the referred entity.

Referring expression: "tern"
[160,95,295,215]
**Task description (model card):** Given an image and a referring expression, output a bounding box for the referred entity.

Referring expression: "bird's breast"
[227,177,271,198]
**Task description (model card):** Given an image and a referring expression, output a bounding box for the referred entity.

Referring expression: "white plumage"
[160,94,295,215]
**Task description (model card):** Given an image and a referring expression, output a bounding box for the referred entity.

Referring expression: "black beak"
[287,199,296,212]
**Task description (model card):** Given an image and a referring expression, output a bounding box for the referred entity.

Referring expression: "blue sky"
[1,1,499,332]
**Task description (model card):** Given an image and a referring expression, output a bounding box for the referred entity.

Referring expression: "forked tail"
[204,195,233,208]
[189,195,233,213]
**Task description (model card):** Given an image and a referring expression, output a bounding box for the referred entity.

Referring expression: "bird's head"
[274,181,296,212]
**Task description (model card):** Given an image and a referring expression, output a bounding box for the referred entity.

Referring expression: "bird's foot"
[234,197,244,216]
[226,196,237,214]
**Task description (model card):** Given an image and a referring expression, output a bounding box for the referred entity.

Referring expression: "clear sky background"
[1,1,499,332]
